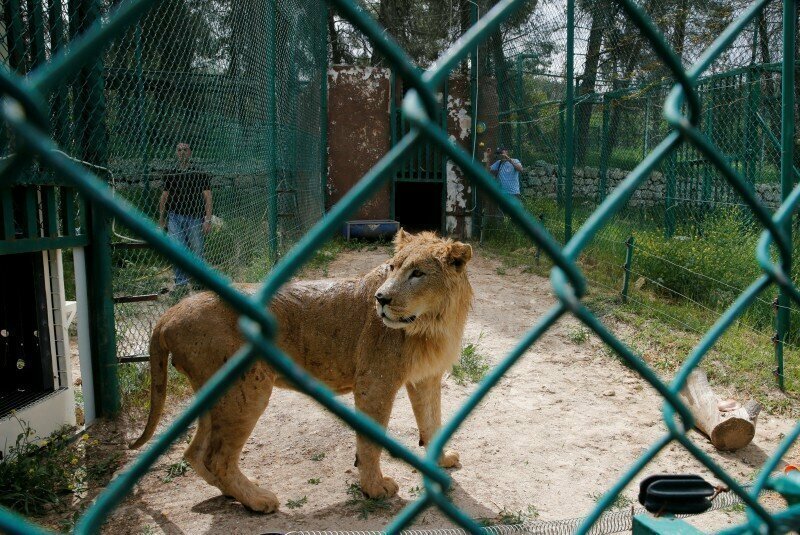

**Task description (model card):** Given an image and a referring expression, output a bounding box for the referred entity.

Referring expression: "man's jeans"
[167,212,204,287]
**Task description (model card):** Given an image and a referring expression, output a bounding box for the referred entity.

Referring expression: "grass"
[479,197,800,416]
[479,505,539,526]
[589,492,633,510]
[567,325,590,344]
[452,335,491,386]
[0,419,123,519]
[310,452,325,462]
[345,483,391,519]
[163,459,191,483]
[308,478,321,485]
[286,496,308,509]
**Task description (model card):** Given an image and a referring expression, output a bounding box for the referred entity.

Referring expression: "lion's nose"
[375,293,392,306]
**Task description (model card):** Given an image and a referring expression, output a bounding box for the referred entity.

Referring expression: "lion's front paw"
[360,475,399,499]
[240,487,280,514]
[439,449,461,469]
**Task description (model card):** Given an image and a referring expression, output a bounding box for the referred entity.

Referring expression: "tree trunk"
[574,8,606,166]
[680,369,761,451]
[671,0,689,61]
[328,7,346,64]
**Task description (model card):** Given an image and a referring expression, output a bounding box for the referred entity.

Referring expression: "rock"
[74,377,82,386]
[603,390,616,397]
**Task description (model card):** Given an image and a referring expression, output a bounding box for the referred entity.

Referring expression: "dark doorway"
[394,182,442,233]
[0,253,55,417]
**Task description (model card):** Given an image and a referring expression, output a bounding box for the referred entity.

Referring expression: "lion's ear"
[393,227,412,250]
[446,242,472,271]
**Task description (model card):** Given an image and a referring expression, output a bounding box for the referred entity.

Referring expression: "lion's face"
[374,230,472,331]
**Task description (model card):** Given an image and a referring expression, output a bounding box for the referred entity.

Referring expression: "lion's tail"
[129,316,170,449]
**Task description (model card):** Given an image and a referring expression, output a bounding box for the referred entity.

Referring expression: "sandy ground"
[93,247,797,534]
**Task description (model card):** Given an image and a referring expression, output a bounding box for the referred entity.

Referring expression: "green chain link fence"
[2,0,800,533]
[480,0,800,394]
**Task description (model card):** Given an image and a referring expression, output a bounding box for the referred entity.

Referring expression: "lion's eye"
[410,269,424,279]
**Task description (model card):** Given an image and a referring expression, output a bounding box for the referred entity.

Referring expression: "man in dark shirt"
[158,142,213,288]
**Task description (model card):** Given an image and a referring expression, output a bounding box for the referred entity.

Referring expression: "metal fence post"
[622,236,634,303]
[266,0,278,265]
[79,0,119,416]
[775,0,796,391]
[564,0,575,242]
[598,93,610,203]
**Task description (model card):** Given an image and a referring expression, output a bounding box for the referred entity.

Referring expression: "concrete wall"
[326,66,392,220]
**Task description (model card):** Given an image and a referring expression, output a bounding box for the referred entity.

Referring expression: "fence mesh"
[2,0,800,534]
[480,0,800,394]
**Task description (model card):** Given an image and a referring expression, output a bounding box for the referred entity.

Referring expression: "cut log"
[679,369,761,451]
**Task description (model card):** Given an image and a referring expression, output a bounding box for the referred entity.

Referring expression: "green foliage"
[286,496,308,509]
[479,505,539,526]
[345,483,391,519]
[452,336,491,386]
[308,478,321,485]
[589,492,633,510]
[162,460,191,483]
[310,452,325,461]
[0,420,74,516]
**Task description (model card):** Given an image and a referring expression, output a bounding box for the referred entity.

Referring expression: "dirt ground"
[89,247,796,534]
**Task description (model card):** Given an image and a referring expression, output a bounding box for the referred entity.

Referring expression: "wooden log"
[679,369,761,451]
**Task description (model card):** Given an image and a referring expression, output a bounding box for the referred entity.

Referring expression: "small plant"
[589,492,633,510]
[310,452,325,462]
[286,496,308,509]
[479,505,539,526]
[452,335,491,386]
[0,417,75,516]
[567,326,590,344]
[496,266,507,275]
[409,485,423,498]
[308,478,321,485]
[163,459,191,483]
[346,483,391,519]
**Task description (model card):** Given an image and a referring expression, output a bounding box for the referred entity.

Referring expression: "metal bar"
[113,294,159,304]
[79,0,119,417]
[320,8,329,216]
[0,234,90,255]
[622,236,634,303]
[565,0,575,242]
[24,187,38,238]
[390,69,397,219]
[775,0,796,391]
[62,187,76,236]
[598,94,610,203]
[43,185,58,236]
[266,0,278,265]
[47,0,69,148]
[1,188,15,240]
[3,0,26,73]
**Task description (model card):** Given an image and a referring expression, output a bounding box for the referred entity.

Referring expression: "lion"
[130,229,474,513]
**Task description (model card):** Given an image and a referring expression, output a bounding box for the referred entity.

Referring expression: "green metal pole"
[134,23,150,196]
[622,236,634,303]
[80,0,119,416]
[744,66,759,191]
[642,94,650,160]
[469,0,479,238]
[665,151,676,238]
[776,0,795,391]
[516,55,522,156]
[266,0,278,265]
[47,0,69,148]
[564,0,575,242]
[390,68,397,220]
[557,102,564,208]
[598,94,610,203]
[320,7,328,217]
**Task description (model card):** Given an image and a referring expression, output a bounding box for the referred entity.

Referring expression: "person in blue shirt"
[487,146,524,199]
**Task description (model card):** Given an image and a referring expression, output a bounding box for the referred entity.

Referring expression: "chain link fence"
[2,0,800,533]
[479,0,800,392]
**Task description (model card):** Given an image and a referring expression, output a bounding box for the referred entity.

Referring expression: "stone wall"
[521,161,782,210]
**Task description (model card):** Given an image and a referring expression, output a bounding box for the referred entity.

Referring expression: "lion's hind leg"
[184,414,223,488]
[201,370,278,513]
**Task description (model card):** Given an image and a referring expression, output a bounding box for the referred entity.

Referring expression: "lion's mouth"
[380,311,417,327]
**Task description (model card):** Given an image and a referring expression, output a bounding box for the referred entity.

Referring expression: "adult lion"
[131,229,473,513]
